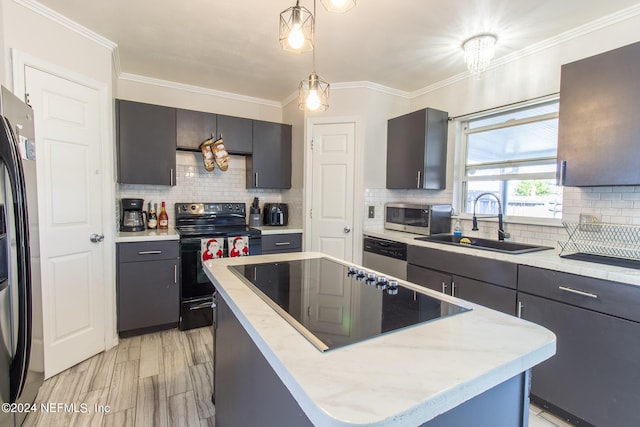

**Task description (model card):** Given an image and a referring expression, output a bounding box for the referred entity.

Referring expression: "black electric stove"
[175,202,262,330]
[229,257,471,352]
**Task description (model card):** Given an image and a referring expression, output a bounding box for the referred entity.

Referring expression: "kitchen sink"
[415,234,553,254]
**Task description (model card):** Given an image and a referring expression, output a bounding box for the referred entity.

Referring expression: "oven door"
[179,236,217,330]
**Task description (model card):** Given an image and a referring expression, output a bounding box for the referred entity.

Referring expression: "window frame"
[456,98,563,226]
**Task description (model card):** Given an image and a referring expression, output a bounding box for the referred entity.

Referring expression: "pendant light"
[298,0,330,111]
[279,0,314,52]
[320,0,356,13]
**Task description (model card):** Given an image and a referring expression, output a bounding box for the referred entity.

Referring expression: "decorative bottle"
[158,201,169,230]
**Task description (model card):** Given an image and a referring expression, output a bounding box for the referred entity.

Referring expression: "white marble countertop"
[364,227,640,287]
[252,225,303,235]
[204,252,556,427]
[115,228,180,243]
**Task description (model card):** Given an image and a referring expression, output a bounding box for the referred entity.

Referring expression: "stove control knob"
[348,266,358,274]
[356,269,366,277]
[387,286,399,295]
[190,205,197,211]
[366,272,377,281]
[388,280,399,289]
[376,277,388,290]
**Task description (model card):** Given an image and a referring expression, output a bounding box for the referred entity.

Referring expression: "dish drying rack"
[559,222,640,263]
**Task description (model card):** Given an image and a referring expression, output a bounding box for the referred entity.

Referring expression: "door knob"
[90,233,104,243]
[344,226,351,233]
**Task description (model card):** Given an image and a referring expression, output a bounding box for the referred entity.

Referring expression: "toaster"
[263,203,288,226]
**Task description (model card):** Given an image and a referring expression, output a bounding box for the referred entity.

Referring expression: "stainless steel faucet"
[471,192,510,241]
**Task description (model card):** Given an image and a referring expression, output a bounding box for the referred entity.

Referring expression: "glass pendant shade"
[320,0,356,13]
[462,34,497,74]
[279,1,314,52]
[298,72,330,112]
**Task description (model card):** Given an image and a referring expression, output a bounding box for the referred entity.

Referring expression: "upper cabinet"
[176,108,216,150]
[247,120,292,189]
[217,114,253,154]
[176,109,253,154]
[386,107,448,190]
[117,99,176,186]
[557,41,640,186]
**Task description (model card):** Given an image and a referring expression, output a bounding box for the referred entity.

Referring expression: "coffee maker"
[120,198,146,232]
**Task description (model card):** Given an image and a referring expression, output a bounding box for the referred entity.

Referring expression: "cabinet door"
[386,109,426,189]
[519,292,640,426]
[452,275,516,315]
[117,100,176,185]
[217,114,252,154]
[557,41,640,186]
[386,108,447,190]
[117,259,179,332]
[248,120,292,189]
[176,108,216,150]
[407,264,452,294]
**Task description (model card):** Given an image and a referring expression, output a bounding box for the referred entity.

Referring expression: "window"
[460,99,562,220]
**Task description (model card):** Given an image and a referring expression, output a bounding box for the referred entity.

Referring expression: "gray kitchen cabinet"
[116,99,177,186]
[261,233,302,254]
[518,265,640,426]
[247,120,292,189]
[117,241,180,337]
[176,108,216,151]
[557,41,640,186]
[217,114,253,154]
[386,108,448,190]
[407,245,517,315]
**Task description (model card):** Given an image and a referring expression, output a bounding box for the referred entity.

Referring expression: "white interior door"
[310,122,356,261]
[25,66,106,377]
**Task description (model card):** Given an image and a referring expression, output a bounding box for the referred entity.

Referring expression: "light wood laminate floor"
[24,326,574,427]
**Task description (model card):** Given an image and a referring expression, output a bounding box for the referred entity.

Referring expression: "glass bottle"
[158,201,169,230]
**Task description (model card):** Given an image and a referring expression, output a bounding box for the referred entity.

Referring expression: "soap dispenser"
[453,219,463,236]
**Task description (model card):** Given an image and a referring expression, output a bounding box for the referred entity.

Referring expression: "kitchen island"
[204,252,556,427]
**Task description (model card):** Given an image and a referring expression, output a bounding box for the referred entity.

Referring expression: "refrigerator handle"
[1,117,33,402]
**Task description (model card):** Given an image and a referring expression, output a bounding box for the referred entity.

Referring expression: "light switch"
[368,206,375,218]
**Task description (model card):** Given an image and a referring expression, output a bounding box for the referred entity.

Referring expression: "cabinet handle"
[170,168,175,186]
[190,302,213,310]
[138,250,162,255]
[174,264,178,284]
[441,281,447,294]
[451,281,456,297]
[255,172,259,187]
[558,286,598,299]
[517,301,523,318]
[274,242,291,246]
[416,170,421,189]
[556,160,566,186]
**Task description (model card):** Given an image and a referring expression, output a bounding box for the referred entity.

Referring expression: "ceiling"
[34,0,640,102]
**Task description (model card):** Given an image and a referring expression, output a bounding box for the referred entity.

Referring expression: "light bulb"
[331,0,348,7]
[306,89,321,111]
[288,24,305,50]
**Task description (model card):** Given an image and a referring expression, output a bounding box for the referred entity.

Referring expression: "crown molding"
[14,0,117,51]
[119,73,282,108]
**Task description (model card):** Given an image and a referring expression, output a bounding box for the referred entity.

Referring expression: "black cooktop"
[229,257,471,351]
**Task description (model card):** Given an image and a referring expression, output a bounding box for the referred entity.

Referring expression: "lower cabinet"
[407,246,517,316]
[518,265,640,426]
[117,241,180,337]
[261,233,302,254]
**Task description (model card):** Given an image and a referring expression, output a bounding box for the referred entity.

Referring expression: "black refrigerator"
[0,86,43,427]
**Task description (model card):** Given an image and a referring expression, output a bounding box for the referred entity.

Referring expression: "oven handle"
[189,301,214,310]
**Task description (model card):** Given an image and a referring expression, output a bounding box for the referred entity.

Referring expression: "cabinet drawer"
[518,265,640,323]
[408,245,517,289]
[261,233,302,253]
[117,241,179,262]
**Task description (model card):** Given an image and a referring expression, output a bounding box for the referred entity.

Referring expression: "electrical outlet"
[368,206,375,219]
[579,213,601,231]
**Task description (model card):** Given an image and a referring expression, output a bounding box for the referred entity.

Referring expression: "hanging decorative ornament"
[200,137,216,172]
[212,138,230,171]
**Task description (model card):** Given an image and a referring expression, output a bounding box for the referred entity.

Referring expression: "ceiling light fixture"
[320,0,356,13]
[298,0,330,111]
[462,33,497,74]
[279,0,314,52]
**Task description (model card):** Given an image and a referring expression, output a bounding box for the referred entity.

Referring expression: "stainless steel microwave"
[384,203,452,235]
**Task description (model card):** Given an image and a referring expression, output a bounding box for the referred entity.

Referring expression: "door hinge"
[24,93,31,106]
[310,209,313,219]
[311,139,314,150]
